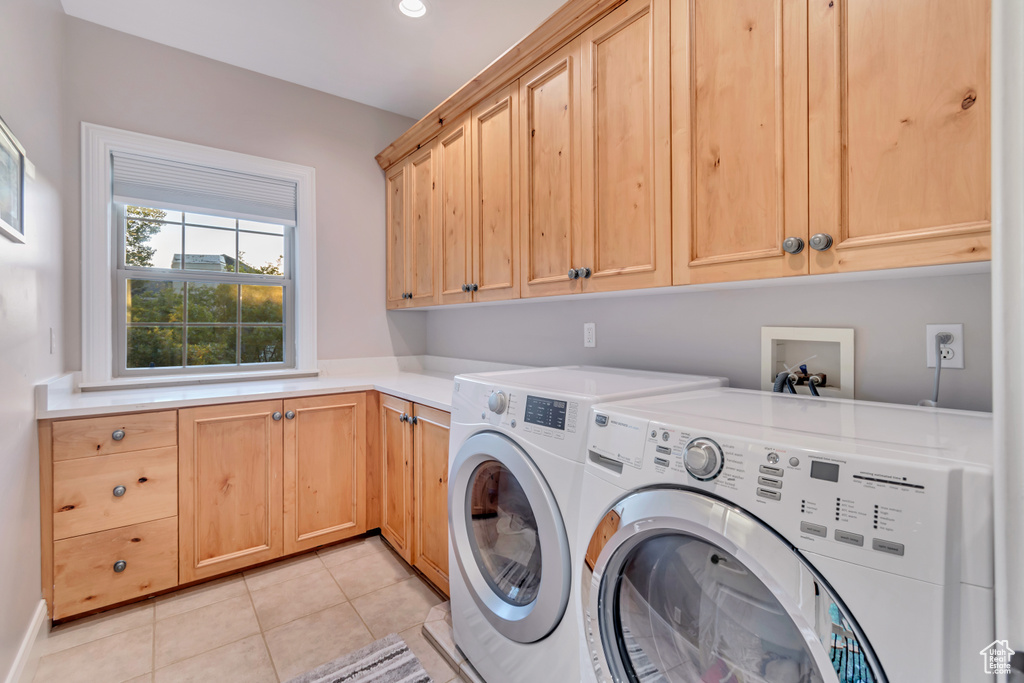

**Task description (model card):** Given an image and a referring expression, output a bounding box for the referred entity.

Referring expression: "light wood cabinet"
[380,394,415,561]
[471,85,521,302]
[580,0,672,293]
[437,116,475,305]
[807,0,990,273]
[386,145,440,309]
[411,405,451,595]
[178,400,284,582]
[672,0,809,284]
[283,394,368,555]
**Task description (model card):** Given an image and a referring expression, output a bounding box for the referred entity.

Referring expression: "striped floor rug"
[285,634,432,683]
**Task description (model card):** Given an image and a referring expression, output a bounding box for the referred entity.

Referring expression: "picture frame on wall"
[0,115,26,243]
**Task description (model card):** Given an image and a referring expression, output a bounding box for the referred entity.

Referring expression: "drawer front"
[53,517,178,620]
[53,447,178,540]
[53,411,177,461]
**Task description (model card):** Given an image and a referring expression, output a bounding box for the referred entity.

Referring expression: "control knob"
[684,438,723,480]
[487,391,508,415]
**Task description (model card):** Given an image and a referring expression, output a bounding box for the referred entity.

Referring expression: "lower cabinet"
[379,396,451,595]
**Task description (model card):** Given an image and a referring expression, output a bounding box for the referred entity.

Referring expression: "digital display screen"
[524,395,567,431]
[810,461,840,483]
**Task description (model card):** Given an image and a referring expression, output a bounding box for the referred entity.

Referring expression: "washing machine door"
[449,431,571,644]
[583,488,887,683]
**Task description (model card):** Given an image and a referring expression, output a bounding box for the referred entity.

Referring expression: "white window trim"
[81,122,317,386]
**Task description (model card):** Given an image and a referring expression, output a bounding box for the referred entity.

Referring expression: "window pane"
[187,283,238,323]
[125,208,182,269]
[127,326,183,368]
[241,326,284,364]
[241,285,283,323]
[238,231,285,275]
[183,226,236,272]
[187,326,237,366]
[127,280,183,323]
[185,212,235,229]
[239,219,285,235]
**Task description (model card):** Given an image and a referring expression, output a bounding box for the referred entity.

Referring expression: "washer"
[448,367,726,683]
[576,388,994,683]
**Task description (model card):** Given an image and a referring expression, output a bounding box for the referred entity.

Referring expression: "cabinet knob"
[782,236,805,254]
[568,268,579,280]
[410,415,419,425]
[113,560,127,573]
[578,267,592,279]
[285,410,295,420]
[471,283,479,292]
[810,233,834,251]
[399,413,409,423]
[112,429,125,441]
[272,412,282,421]
[461,284,469,292]
[113,485,127,498]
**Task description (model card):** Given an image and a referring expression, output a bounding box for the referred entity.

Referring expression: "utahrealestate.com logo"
[980,640,1015,675]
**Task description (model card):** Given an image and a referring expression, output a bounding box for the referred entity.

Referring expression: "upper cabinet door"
[579,0,672,293]
[437,117,474,304]
[178,401,283,582]
[519,40,584,299]
[282,393,367,556]
[406,144,440,307]
[673,0,809,284]
[471,85,521,302]
[808,0,991,273]
[385,163,408,309]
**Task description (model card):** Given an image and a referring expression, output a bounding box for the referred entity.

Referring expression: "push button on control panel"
[835,530,864,547]
[655,445,671,455]
[757,476,782,489]
[872,538,905,556]
[756,488,781,501]
[800,521,827,538]
[594,414,608,426]
[759,465,784,477]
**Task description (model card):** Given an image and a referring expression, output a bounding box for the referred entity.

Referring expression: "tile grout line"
[245,576,284,683]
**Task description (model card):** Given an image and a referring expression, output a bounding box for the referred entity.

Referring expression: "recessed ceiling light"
[399,0,426,17]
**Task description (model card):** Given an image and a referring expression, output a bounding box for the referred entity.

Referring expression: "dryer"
[577,388,994,683]
[448,367,726,683]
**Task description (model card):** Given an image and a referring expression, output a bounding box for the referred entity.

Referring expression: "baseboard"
[3,600,48,683]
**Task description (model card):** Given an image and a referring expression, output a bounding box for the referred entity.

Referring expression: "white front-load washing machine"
[448,367,726,683]
[576,388,993,683]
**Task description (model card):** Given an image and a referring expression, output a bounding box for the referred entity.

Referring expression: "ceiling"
[60,0,566,120]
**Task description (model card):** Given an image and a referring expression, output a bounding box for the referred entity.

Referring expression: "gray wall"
[0,0,65,675]
[61,17,426,370]
[424,270,993,412]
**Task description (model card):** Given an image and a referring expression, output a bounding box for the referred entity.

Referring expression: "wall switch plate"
[925,324,964,369]
[584,322,596,348]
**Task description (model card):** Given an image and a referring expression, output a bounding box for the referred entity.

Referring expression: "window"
[81,124,317,386]
[117,205,291,374]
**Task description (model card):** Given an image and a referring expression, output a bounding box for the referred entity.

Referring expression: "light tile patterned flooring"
[32,535,462,683]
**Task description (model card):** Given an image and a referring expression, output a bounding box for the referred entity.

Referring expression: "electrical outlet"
[925,324,964,369]
[584,322,596,348]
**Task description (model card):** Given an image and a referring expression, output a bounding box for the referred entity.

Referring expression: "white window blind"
[112,152,298,226]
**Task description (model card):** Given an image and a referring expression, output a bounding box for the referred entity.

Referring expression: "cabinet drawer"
[53,517,178,620]
[53,447,178,540]
[53,411,177,461]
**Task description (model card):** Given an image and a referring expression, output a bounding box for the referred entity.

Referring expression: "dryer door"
[449,431,571,643]
[583,488,886,683]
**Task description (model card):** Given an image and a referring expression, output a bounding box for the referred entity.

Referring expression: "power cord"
[918,332,954,407]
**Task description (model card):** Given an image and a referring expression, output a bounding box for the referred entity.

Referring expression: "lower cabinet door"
[178,400,284,582]
[283,393,367,555]
[412,405,451,595]
[53,517,178,620]
[380,394,414,562]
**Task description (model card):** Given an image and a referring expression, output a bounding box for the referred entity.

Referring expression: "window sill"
[78,368,320,392]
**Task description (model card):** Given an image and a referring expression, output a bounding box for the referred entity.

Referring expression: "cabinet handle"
[272,412,283,421]
[578,267,591,279]
[113,560,127,573]
[112,429,125,441]
[471,283,479,292]
[461,284,469,292]
[810,233,834,251]
[568,268,579,280]
[783,236,805,254]
[285,410,295,420]
[112,485,127,498]
[399,413,409,422]
[410,415,419,425]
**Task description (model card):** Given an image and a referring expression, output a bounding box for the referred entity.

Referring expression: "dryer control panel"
[587,413,961,586]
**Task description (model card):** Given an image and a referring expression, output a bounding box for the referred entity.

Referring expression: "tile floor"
[32,535,462,683]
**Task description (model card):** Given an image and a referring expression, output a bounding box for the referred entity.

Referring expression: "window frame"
[82,123,318,387]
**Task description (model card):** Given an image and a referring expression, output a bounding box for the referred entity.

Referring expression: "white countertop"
[37,356,525,419]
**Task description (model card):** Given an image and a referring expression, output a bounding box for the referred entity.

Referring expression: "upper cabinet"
[807,0,991,273]
[381,0,991,303]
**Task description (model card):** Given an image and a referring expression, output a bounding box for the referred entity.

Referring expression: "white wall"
[61,17,426,370]
[0,0,65,676]
[424,270,993,412]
